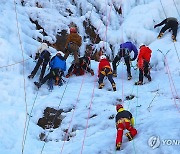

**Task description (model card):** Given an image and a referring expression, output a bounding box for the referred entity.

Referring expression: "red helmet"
[116,104,123,111]
[70,27,77,33]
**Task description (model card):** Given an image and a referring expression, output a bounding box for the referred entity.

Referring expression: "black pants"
[98,68,115,85]
[160,23,178,38]
[139,61,151,82]
[41,68,63,85]
[31,51,50,80]
[112,55,131,76]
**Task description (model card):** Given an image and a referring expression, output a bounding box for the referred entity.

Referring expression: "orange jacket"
[65,33,82,48]
[137,45,152,69]
[98,59,111,75]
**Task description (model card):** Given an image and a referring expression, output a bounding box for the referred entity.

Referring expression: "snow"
[0,0,180,154]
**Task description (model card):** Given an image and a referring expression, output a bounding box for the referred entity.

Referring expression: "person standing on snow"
[135,44,152,85]
[112,41,138,80]
[115,104,137,150]
[28,43,51,82]
[98,55,116,91]
[34,51,66,89]
[64,25,82,75]
[154,17,179,42]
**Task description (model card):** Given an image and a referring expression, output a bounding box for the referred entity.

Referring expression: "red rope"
[80,1,114,153]
[166,58,180,102]
[60,2,106,152]
[80,75,97,154]
[102,2,113,51]
[121,62,124,103]
[120,2,125,104]
[60,75,85,154]
[164,57,180,112]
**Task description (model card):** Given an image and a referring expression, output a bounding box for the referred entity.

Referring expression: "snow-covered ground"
[0,0,179,154]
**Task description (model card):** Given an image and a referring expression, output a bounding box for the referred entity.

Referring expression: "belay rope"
[13,0,28,153]
[157,49,180,113]
[40,78,70,154]
[159,0,180,63]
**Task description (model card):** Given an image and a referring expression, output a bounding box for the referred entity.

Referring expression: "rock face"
[37,107,63,129]
[30,17,103,61]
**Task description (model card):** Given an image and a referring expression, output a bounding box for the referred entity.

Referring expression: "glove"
[154,25,157,29]
[168,28,172,32]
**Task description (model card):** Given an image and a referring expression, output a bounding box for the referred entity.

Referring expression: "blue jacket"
[50,55,66,71]
[120,42,138,60]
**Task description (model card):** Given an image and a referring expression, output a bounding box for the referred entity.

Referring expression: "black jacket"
[155,17,178,28]
[115,110,132,123]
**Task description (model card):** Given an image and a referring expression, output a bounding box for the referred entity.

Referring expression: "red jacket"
[137,46,152,69]
[98,59,111,75]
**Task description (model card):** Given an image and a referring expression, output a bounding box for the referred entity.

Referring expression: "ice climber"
[112,41,138,80]
[98,55,116,91]
[115,104,137,150]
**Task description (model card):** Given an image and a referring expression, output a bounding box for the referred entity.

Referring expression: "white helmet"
[57,51,65,57]
[100,55,106,60]
[139,43,145,48]
[41,43,48,50]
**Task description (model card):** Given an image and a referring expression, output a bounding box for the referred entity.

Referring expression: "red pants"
[116,122,137,145]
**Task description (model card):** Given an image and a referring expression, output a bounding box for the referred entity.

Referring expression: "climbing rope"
[58,2,104,152]
[158,49,180,112]
[80,0,115,153]
[165,56,180,112]
[0,58,31,69]
[131,83,139,154]
[59,75,85,154]
[159,0,180,63]
[22,91,39,152]
[127,69,138,110]
[13,1,28,153]
[172,0,180,17]
[40,78,70,154]
[80,75,97,154]
[102,1,113,50]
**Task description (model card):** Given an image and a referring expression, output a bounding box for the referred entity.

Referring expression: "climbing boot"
[28,74,34,79]
[144,74,151,81]
[34,82,41,89]
[147,75,152,82]
[135,81,143,85]
[112,83,116,91]
[116,142,121,150]
[127,74,132,80]
[113,71,117,77]
[172,35,177,42]
[126,132,133,141]
[157,33,163,39]
[99,83,105,89]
